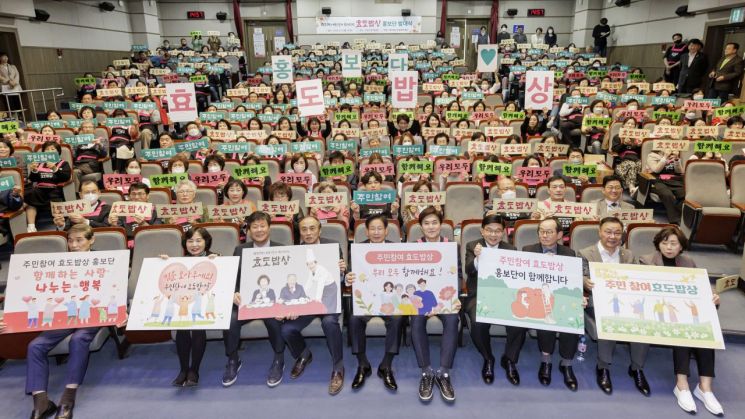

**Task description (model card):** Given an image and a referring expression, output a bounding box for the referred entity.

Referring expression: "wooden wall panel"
[608,45,666,83]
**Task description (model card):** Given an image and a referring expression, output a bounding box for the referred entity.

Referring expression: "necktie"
[610,202,618,208]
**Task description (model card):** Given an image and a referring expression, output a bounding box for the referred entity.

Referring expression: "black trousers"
[652,179,685,224]
[466,297,494,361]
[281,314,343,366]
[175,330,206,373]
[410,314,459,369]
[349,315,403,356]
[222,307,284,359]
[503,326,578,363]
[560,118,582,147]
[673,346,715,377]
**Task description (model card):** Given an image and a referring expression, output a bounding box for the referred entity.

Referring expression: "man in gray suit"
[580,216,650,396]
[594,175,634,218]
[222,211,287,388]
[707,42,744,101]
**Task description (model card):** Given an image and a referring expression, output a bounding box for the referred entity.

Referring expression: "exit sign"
[730,7,744,23]
[528,8,545,17]
[187,11,205,20]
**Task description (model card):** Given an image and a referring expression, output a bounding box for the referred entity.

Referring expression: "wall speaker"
[402,9,411,17]
[615,0,630,7]
[321,7,331,16]
[675,5,694,17]
[506,9,518,17]
[33,9,50,22]
[216,11,227,21]
[99,2,115,12]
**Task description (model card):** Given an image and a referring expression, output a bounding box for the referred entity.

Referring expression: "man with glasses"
[594,175,633,217]
[500,217,581,391]
[107,182,161,245]
[464,214,516,384]
[579,216,647,396]
[279,215,347,395]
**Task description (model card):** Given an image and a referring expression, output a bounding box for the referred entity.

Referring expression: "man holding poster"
[464,214,516,384]
[222,212,287,388]
[279,215,346,395]
[580,216,648,396]
[484,217,583,391]
[21,225,126,419]
[345,214,403,391]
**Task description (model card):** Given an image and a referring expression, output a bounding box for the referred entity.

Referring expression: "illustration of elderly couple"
[378,279,437,316]
[611,295,699,323]
[25,295,118,328]
[246,249,338,313]
[149,291,217,325]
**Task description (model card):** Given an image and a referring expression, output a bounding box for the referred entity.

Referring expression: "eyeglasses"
[483,228,503,235]
[177,190,195,194]
[605,186,623,191]
[538,230,557,236]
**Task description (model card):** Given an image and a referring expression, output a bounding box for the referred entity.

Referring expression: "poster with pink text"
[126,256,239,330]
[2,250,130,333]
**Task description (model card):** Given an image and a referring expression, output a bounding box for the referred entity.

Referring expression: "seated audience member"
[309,181,350,228]
[351,171,400,221]
[645,146,684,224]
[160,228,218,387]
[464,214,516,384]
[25,224,108,419]
[639,226,723,415]
[54,180,110,231]
[24,141,72,232]
[594,175,633,217]
[344,214,403,390]
[107,182,161,247]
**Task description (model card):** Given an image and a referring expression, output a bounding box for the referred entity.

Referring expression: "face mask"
[171,166,185,174]
[567,69,575,74]
[593,63,601,68]
[594,108,604,114]
[627,105,638,111]
[501,190,516,199]
[548,30,554,34]
[188,128,200,137]
[83,193,98,204]
[570,158,583,164]
[693,94,704,100]
[127,167,141,175]
[208,165,221,173]
[501,27,507,32]
[686,112,697,120]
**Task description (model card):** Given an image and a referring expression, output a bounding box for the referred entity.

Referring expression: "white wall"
[296,0,437,44]
[440,0,575,44]
[2,0,134,50]
[573,0,731,48]
[158,0,296,46]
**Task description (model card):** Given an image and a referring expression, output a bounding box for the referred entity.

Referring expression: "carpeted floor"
[1,333,744,419]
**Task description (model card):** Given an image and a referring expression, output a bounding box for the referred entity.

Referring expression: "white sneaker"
[26,225,36,233]
[694,385,724,416]
[674,386,697,414]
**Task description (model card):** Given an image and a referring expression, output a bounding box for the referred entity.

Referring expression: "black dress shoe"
[628,366,651,396]
[55,404,73,419]
[500,356,520,386]
[377,367,398,390]
[351,365,372,389]
[596,367,613,394]
[559,365,578,391]
[30,401,57,419]
[538,362,552,386]
[482,358,495,384]
[290,352,313,379]
[171,371,187,387]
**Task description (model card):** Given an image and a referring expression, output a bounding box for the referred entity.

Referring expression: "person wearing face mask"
[544,26,557,47]
[581,100,610,154]
[677,39,709,94]
[664,33,688,84]
[496,24,511,44]
[54,180,111,231]
[592,18,611,57]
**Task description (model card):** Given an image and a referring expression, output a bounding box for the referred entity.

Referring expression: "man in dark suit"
[222,211,287,388]
[464,214,516,384]
[500,217,580,391]
[677,38,709,94]
[280,215,347,395]
[707,42,744,101]
[344,214,403,390]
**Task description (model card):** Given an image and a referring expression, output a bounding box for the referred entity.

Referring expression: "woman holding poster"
[410,207,460,403]
[160,228,218,388]
[639,227,723,416]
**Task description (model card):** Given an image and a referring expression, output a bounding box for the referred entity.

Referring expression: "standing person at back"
[677,39,708,94]
[707,42,744,101]
[663,33,688,84]
[592,18,611,57]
